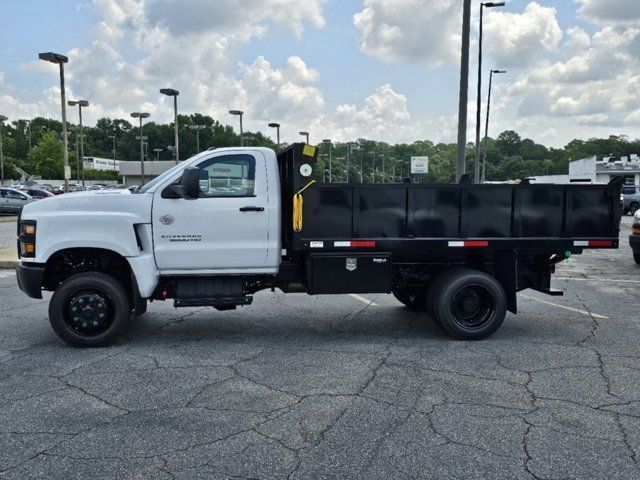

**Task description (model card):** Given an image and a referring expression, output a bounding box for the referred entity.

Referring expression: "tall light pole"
[380,154,386,183]
[20,119,32,152]
[160,88,179,163]
[68,100,89,187]
[229,110,244,146]
[474,1,505,183]
[368,151,376,183]
[131,112,150,185]
[39,52,70,192]
[299,131,309,144]
[0,115,7,186]
[360,148,364,183]
[190,125,206,153]
[323,139,332,183]
[154,148,163,161]
[74,126,80,183]
[456,1,471,183]
[268,122,280,149]
[346,143,351,183]
[108,135,116,172]
[482,69,506,183]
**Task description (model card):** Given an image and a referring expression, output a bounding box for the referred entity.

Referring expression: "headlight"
[18,220,36,258]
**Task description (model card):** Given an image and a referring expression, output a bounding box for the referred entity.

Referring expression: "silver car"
[0,187,33,214]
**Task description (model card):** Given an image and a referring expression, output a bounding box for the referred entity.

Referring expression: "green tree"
[28,133,64,179]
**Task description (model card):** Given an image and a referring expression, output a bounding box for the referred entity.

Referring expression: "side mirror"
[161,166,201,199]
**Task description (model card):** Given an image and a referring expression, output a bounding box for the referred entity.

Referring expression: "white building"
[528,155,640,185]
[83,157,121,172]
[118,160,176,187]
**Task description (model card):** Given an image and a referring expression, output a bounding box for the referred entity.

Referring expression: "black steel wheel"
[430,269,506,340]
[392,287,427,311]
[49,272,131,347]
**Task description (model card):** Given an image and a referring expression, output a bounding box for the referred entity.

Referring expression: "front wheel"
[430,269,507,340]
[49,272,131,347]
[392,287,427,311]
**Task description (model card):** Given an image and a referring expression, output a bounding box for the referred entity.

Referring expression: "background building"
[119,160,175,187]
[528,155,640,185]
[83,156,121,172]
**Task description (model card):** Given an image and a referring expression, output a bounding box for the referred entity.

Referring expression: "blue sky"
[1,0,638,146]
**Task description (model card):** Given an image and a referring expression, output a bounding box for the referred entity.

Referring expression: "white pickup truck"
[16,144,622,346]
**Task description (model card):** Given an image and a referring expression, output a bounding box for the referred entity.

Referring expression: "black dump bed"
[277,144,623,257]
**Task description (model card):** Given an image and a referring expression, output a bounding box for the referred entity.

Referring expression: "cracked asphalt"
[0,217,639,479]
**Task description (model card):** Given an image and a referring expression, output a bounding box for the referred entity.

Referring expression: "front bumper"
[16,262,45,299]
[630,234,640,253]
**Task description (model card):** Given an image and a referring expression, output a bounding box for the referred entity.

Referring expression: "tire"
[634,252,640,266]
[49,272,131,347]
[430,269,507,340]
[392,287,427,311]
[630,202,640,215]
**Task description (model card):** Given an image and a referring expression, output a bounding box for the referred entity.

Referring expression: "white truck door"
[152,151,270,272]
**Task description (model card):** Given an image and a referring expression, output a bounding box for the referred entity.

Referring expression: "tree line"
[1,114,638,183]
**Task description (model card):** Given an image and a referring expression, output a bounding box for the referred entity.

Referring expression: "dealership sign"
[410,156,429,174]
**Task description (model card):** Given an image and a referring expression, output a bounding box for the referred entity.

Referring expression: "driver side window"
[197,154,256,198]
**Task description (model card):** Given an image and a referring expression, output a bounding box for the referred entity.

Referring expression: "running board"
[174,296,253,310]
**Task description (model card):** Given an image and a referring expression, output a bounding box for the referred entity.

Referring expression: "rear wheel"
[392,287,427,310]
[49,272,131,347]
[430,269,507,340]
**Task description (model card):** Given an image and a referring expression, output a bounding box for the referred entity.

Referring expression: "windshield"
[136,161,189,194]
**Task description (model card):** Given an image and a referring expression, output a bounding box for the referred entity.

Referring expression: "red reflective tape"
[351,241,376,248]
[464,241,488,248]
[588,240,612,247]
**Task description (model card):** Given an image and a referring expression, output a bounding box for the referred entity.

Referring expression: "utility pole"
[108,135,116,172]
[0,115,6,186]
[456,0,472,182]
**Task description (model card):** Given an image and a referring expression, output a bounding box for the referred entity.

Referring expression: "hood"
[20,188,153,223]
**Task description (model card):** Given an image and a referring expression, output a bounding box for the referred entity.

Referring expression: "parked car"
[631,210,640,265]
[0,187,33,214]
[622,185,640,215]
[23,188,55,200]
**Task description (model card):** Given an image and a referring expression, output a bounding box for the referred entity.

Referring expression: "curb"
[0,260,17,269]
[0,216,18,224]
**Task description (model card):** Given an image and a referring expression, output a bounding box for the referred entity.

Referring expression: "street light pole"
[268,123,280,149]
[39,52,70,192]
[456,1,471,183]
[299,131,309,144]
[108,135,116,172]
[482,69,506,183]
[189,125,206,153]
[154,148,163,161]
[0,115,6,186]
[360,149,364,183]
[381,154,386,183]
[131,112,150,185]
[474,1,505,183]
[323,139,332,183]
[160,89,179,163]
[229,110,244,146]
[68,100,89,187]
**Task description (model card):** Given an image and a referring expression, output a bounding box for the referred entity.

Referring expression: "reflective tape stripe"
[574,240,613,247]
[333,241,376,248]
[448,241,488,248]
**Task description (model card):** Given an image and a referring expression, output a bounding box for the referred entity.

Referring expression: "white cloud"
[484,2,562,68]
[353,0,461,67]
[490,24,640,145]
[577,0,640,25]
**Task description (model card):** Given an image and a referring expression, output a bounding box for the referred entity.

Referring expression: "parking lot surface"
[0,218,638,479]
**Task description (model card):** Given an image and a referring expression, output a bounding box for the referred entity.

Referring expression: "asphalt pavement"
[0,217,638,479]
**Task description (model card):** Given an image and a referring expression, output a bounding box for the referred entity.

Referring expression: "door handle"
[239,206,265,212]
